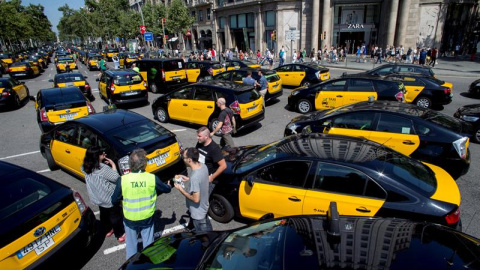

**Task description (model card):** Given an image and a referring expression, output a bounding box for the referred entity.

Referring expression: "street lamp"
[135,0,146,50]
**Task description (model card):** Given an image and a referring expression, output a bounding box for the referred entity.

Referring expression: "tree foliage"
[167,0,195,35]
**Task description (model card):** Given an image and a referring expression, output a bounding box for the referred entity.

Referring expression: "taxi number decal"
[148,152,170,167]
[17,225,61,259]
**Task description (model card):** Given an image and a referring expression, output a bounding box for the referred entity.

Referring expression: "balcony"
[186,0,212,7]
[217,0,258,7]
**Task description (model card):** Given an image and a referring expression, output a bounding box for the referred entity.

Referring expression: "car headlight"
[475,82,480,87]
[461,115,479,122]
[291,91,299,96]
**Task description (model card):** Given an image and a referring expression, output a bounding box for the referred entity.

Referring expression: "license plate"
[147,152,170,167]
[17,225,61,259]
[15,73,26,76]
[60,113,77,120]
[172,76,180,80]
[123,91,139,96]
[248,105,258,112]
[66,82,74,86]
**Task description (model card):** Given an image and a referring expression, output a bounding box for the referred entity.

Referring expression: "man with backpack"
[210,97,236,149]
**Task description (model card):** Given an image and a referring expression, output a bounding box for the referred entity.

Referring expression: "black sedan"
[468,78,480,97]
[119,209,479,269]
[284,101,472,178]
[342,63,435,77]
[39,109,185,180]
[0,77,30,108]
[0,161,96,269]
[208,133,461,230]
[454,104,480,143]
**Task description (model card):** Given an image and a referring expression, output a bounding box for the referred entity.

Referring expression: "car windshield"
[0,177,52,221]
[114,74,143,86]
[422,111,462,132]
[205,219,287,269]
[236,141,287,173]
[111,121,171,146]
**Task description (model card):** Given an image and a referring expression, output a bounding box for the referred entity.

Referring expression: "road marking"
[103,222,188,255]
[48,73,51,77]
[36,169,50,173]
[84,70,88,75]
[0,150,40,160]
[171,129,187,132]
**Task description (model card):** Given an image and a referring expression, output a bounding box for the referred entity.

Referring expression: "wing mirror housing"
[246,175,255,187]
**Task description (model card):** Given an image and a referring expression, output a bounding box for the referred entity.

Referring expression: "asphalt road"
[1,60,479,270]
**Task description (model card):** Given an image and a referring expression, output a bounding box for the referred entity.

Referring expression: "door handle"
[356,207,371,213]
[403,140,416,145]
[415,89,420,91]
[336,95,343,98]
[183,103,188,106]
[207,106,213,109]
[285,74,289,76]
[65,149,70,154]
[288,196,301,202]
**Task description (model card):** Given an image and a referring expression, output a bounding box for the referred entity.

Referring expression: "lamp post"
[136,1,146,50]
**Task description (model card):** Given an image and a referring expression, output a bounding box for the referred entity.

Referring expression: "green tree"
[142,2,167,36]
[167,0,195,50]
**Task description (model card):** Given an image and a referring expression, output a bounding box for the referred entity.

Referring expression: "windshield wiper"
[113,135,138,146]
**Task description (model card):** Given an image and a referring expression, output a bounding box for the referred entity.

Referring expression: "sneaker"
[117,233,126,243]
[106,229,114,237]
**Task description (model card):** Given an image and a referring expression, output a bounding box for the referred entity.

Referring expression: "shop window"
[207,8,211,21]
[266,11,275,27]
[199,10,203,22]
[247,13,255,27]
[230,15,237,28]
[238,14,246,28]
[219,17,225,28]
[192,11,196,21]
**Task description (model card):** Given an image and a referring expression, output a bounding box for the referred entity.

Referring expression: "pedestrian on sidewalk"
[292,50,297,63]
[112,55,119,70]
[356,46,361,63]
[419,48,427,65]
[429,47,438,67]
[375,48,383,64]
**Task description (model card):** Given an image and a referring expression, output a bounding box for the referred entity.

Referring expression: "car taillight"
[208,67,213,75]
[143,81,147,87]
[452,137,468,159]
[40,108,49,122]
[87,102,95,114]
[118,155,130,175]
[85,83,90,90]
[445,207,460,225]
[161,69,165,80]
[24,67,30,70]
[229,101,241,114]
[7,68,12,72]
[315,71,321,80]
[73,191,89,215]
[1,90,10,97]
[444,88,451,94]
[395,91,404,102]
[110,82,115,93]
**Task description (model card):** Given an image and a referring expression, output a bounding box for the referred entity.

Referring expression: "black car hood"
[458,104,480,115]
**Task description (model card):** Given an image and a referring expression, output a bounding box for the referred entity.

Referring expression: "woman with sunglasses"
[82,146,126,242]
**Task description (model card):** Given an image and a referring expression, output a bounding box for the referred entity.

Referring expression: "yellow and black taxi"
[7,62,40,78]
[37,52,51,65]
[50,73,95,101]
[0,59,9,74]
[224,59,260,71]
[151,80,264,133]
[54,53,69,63]
[274,62,330,87]
[55,57,76,73]
[342,63,436,78]
[0,77,30,109]
[185,60,225,83]
[96,70,148,106]
[133,59,188,94]
[0,161,96,269]
[39,109,185,180]
[284,100,472,178]
[35,87,95,133]
[0,53,14,65]
[119,211,480,269]
[26,56,44,72]
[209,133,461,229]
[119,53,139,69]
[454,104,480,143]
[86,53,103,71]
[384,73,453,109]
[288,77,405,113]
[103,48,119,61]
[213,67,283,103]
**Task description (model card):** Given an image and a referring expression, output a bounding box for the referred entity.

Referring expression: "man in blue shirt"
[257,69,268,107]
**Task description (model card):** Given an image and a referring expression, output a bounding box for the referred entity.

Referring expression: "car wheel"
[209,118,222,136]
[297,99,312,114]
[45,149,59,171]
[208,194,234,223]
[14,94,21,108]
[474,128,480,143]
[415,96,432,109]
[150,83,159,94]
[301,80,311,87]
[155,107,169,123]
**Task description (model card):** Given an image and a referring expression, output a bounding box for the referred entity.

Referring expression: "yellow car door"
[314,79,347,110]
[168,87,194,122]
[186,62,200,83]
[402,77,426,103]
[303,163,385,216]
[275,65,293,86]
[368,113,420,156]
[344,79,378,106]
[238,161,310,220]
[291,65,306,86]
[50,125,82,172]
[189,86,215,125]
[322,111,376,139]
[12,81,28,101]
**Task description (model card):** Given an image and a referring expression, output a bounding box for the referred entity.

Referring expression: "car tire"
[415,96,432,109]
[208,194,234,223]
[45,149,59,171]
[209,118,222,136]
[473,128,480,143]
[155,107,169,123]
[150,83,159,94]
[297,99,313,114]
[14,94,21,108]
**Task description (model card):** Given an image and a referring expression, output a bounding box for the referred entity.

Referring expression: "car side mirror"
[96,78,100,81]
[246,175,255,187]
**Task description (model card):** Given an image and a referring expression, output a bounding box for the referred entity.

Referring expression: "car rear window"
[266,74,281,83]
[422,111,462,132]
[114,74,143,86]
[111,120,171,146]
[235,89,261,103]
[163,60,184,71]
[43,90,86,107]
[10,62,27,67]
[57,74,85,83]
[0,177,52,221]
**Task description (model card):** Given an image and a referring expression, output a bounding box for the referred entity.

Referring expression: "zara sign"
[348,24,364,29]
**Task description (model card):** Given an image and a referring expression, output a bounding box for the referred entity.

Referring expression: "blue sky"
[23,0,84,33]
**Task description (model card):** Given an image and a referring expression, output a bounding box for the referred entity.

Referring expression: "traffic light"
[323,31,326,40]
[162,18,166,26]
